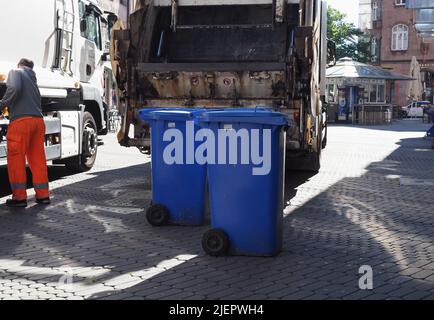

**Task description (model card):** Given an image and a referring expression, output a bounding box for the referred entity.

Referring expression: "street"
[0,120,434,300]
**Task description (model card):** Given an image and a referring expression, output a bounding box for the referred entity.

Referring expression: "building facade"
[99,0,131,24]
[359,0,373,31]
[363,0,434,106]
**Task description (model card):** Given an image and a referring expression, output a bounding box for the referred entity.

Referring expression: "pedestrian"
[0,58,50,208]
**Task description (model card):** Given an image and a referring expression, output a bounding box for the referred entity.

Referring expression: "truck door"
[101,14,118,110]
[78,0,104,89]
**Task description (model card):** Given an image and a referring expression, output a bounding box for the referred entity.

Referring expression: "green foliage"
[327,6,371,63]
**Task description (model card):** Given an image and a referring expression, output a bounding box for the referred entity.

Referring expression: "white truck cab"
[0,0,116,171]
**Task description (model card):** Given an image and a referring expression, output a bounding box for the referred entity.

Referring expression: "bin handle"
[255,106,272,112]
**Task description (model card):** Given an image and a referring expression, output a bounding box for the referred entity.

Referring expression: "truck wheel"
[287,130,322,173]
[287,151,321,173]
[146,204,170,226]
[306,151,321,172]
[305,135,322,172]
[202,229,230,257]
[65,112,98,173]
[307,124,323,172]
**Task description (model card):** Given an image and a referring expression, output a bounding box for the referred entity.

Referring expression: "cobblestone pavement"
[0,120,434,300]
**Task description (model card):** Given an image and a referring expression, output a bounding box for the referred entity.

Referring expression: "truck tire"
[287,150,321,173]
[303,150,321,172]
[304,129,322,172]
[65,112,98,173]
[286,129,322,173]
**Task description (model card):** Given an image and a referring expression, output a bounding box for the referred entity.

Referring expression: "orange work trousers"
[6,117,49,200]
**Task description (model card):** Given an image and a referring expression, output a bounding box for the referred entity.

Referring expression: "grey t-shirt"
[0,67,43,121]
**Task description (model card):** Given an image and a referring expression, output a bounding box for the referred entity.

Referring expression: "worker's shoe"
[36,198,51,205]
[6,199,28,208]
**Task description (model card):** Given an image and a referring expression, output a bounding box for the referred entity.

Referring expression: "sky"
[327,0,360,27]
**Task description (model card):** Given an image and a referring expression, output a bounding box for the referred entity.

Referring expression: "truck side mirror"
[101,52,110,62]
[107,13,118,26]
[80,19,87,33]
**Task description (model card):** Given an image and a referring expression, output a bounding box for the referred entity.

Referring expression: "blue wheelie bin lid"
[138,108,163,122]
[196,108,289,126]
[138,108,206,122]
[150,109,206,121]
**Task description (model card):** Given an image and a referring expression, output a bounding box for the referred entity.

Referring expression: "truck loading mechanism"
[112,0,335,171]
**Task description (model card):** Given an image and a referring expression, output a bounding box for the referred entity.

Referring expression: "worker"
[0,58,50,208]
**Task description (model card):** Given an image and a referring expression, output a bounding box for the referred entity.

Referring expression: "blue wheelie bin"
[139,108,207,226]
[426,107,434,138]
[196,109,288,256]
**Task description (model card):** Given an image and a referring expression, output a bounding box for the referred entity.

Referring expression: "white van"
[405,101,431,118]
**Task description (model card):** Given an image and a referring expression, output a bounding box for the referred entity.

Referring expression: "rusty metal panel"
[142,99,281,108]
[140,71,286,100]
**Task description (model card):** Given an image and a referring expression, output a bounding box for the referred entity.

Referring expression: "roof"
[326,57,414,81]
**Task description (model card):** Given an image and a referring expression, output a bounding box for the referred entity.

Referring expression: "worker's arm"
[0,70,22,108]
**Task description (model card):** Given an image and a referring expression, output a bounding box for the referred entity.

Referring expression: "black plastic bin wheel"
[202,229,230,257]
[146,204,170,227]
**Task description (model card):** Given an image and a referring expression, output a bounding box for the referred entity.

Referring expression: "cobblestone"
[1,121,434,300]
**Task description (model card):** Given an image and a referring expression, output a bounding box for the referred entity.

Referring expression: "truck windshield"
[79,1,102,50]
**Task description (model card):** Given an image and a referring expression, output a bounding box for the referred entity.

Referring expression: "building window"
[372,1,379,21]
[391,24,408,51]
[368,84,386,103]
[377,84,385,102]
[395,0,406,6]
[371,37,378,61]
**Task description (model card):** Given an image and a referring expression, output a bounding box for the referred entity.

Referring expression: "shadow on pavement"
[0,130,433,300]
[87,135,434,300]
[0,166,78,198]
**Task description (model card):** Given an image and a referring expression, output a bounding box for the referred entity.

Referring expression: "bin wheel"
[202,229,230,257]
[146,204,170,226]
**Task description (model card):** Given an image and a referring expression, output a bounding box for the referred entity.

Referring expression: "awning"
[326,58,414,81]
[406,0,434,9]
[419,31,434,37]
[414,8,434,23]
[415,23,434,32]
[410,4,434,40]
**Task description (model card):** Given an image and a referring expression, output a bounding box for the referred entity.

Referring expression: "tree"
[327,7,370,63]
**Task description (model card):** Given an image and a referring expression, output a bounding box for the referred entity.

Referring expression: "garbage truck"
[112,0,335,171]
[0,0,118,172]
